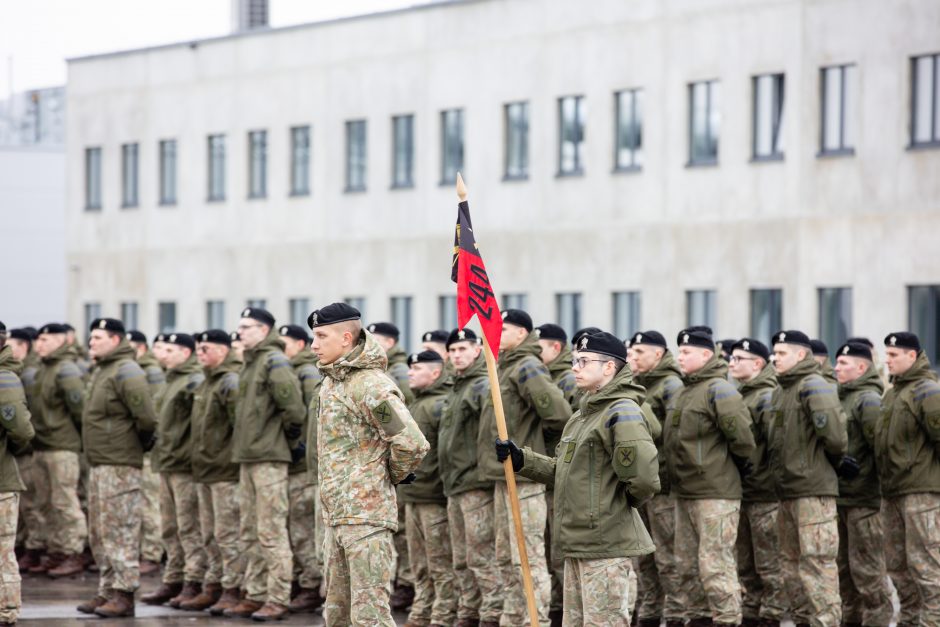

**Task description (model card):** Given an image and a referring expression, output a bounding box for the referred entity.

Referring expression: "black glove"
[397,473,417,485]
[731,454,753,478]
[495,438,524,472]
[290,442,306,465]
[284,423,302,441]
[833,455,861,480]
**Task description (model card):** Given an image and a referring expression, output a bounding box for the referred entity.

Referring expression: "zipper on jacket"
[588,441,597,529]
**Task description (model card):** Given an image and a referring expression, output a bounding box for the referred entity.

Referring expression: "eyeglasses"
[572,357,608,369]
[729,355,758,363]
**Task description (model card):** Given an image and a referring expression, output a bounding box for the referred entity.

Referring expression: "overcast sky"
[0,0,416,93]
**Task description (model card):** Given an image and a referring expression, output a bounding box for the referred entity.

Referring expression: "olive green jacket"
[635,351,684,495]
[819,360,837,385]
[0,345,35,491]
[438,354,492,497]
[519,365,659,558]
[545,346,579,455]
[153,354,205,474]
[399,373,452,504]
[479,333,573,482]
[664,356,755,499]
[386,344,415,405]
[737,364,778,503]
[837,365,884,508]
[82,340,158,468]
[289,350,321,476]
[875,352,940,497]
[768,355,847,499]
[136,350,166,403]
[191,351,241,483]
[32,343,84,452]
[233,329,305,464]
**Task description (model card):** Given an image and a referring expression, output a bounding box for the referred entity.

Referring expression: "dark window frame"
[247,129,267,199]
[818,64,856,157]
[121,142,139,209]
[345,120,368,193]
[557,95,586,177]
[751,73,785,162]
[85,146,102,211]
[503,101,530,181]
[207,134,226,202]
[688,80,720,167]
[909,53,940,149]
[439,108,464,186]
[613,88,643,172]
[289,125,311,197]
[391,114,415,190]
[159,139,177,206]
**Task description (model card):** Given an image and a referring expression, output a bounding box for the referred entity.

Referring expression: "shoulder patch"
[373,399,406,436]
[1,404,16,421]
[813,412,829,431]
[66,388,83,405]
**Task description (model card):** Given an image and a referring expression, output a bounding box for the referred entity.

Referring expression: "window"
[246,298,266,309]
[290,126,310,196]
[391,296,413,350]
[248,130,267,198]
[441,109,464,184]
[749,289,782,346]
[345,297,366,321]
[158,302,177,334]
[820,64,857,155]
[502,293,528,311]
[752,74,785,160]
[689,80,720,165]
[121,143,139,208]
[558,95,585,175]
[207,134,226,201]
[686,290,716,328]
[345,120,367,191]
[392,114,414,188]
[504,102,529,179]
[612,291,641,340]
[614,89,643,170]
[289,298,310,326]
[911,53,940,147]
[439,296,457,330]
[909,285,940,367]
[120,302,139,330]
[818,288,852,355]
[84,302,102,334]
[159,140,177,205]
[556,293,582,340]
[85,147,102,210]
[206,300,225,329]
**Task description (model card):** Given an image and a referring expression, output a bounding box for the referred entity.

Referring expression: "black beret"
[688,325,714,335]
[62,323,75,332]
[677,327,715,350]
[9,328,32,342]
[446,328,479,349]
[126,330,147,344]
[197,329,231,346]
[309,303,361,329]
[422,330,450,344]
[89,318,125,334]
[836,341,873,361]
[165,333,195,351]
[39,323,68,335]
[629,330,667,349]
[717,338,737,353]
[22,327,39,340]
[501,309,533,332]
[575,331,627,361]
[365,321,399,339]
[408,350,444,366]
[730,338,770,361]
[572,326,603,349]
[846,336,874,348]
[884,332,920,352]
[809,339,829,357]
[771,330,812,349]
[536,323,567,343]
[154,333,168,343]
[279,324,310,344]
[229,331,240,343]
[240,307,275,328]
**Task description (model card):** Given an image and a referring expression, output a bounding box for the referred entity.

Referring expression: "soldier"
[151,333,170,366]
[728,338,787,627]
[0,321,36,626]
[76,318,157,618]
[717,339,737,363]
[183,330,244,614]
[769,330,850,627]
[278,323,325,613]
[229,332,245,361]
[496,331,660,626]
[421,330,451,362]
[368,322,415,405]
[28,323,87,578]
[62,323,91,381]
[666,327,755,626]
[140,334,207,609]
[832,341,893,627]
[400,350,456,627]
[308,302,429,626]
[225,307,305,621]
[811,340,837,385]
[628,330,684,627]
[876,332,940,625]
[479,309,572,625]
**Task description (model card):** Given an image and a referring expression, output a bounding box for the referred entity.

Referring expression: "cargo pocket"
[798,500,838,559]
[908,497,940,550]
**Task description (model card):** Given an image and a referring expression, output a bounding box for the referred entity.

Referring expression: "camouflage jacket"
[289,350,321,476]
[386,344,415,405]
[399,371,452,504]
[838,365,884,508]
[136,350,166,403]
[317,330,429,530]
[233,329,305,464]
[545,345,579,455]
[438,354,492,497]
[191,351,241,484]
[635,351,684,495]
[519,364,659,559]
[0,345,35,491]
[32,342,85,452]
[737,364,778,503]
[153,354,205,473]
[82,340,158,468]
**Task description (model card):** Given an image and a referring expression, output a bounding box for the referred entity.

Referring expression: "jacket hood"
[583,362,646,413]
[682,354,728,386]
[776,354,819,387]
[0,345,22,375]
[320,330,388,382]
[838,362,885,398]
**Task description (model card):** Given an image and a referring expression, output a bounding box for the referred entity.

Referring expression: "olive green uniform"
[136,349,166,565]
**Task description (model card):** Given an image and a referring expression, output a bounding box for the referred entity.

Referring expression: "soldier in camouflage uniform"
[77,318,158,618]
[832,341,893,627]
[309,303,430,627]
[0,321,36,626]
[666,327,756,626]
[499,331,660,627]
[769,330,850,627]
[876,332,940,625]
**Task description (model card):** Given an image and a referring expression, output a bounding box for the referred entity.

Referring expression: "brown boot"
[95,589,136,618]
[16,549,41,573]
[209,588,242,616]
[77,590,110,614]
[139,559,161,577]
[47,553,85,579]
[140,581,183,605]
[169,581,202,608]
[251,602,290,621]
[179,583,222,611]
[223,598,264,618]
[390,583,415,611]
[455,619,480,627]
[28,552,62,575]
[288,587,324,612]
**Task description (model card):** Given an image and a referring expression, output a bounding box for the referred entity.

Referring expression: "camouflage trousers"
[14,455,43,550]
[737,501,788,620]
[448,489,503,622]
[323,524,395,627]
[545,489,563,612]
[674,498,742,624]
[883,492,940,625]
[405,502,457,626]
[562,556,634,626]
[31,450,86,555]
[88,464,141,594]
[239,462,292,606]
[139,453,162,563]
[494,481,551,626]
[288,473,322,590]
[197,481,244,589]
[635,493,681,620]
[778,496,841,627]
[0,492,20,624]
[394,502,413,585]
[836,505,893,626]
[159,472,206,584]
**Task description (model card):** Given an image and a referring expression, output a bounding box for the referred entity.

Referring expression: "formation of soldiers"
[0,305,939,627]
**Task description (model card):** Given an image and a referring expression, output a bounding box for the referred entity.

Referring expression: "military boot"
[638,618,662,627]
[479,622,500,627]
[665,621,685,627]
[209,588,241,616]
[94,589,136,618]
[179,582,222,611]
[16,549,41,573]
[139,559,161,576]
[47,553,85,578]
[168,581,201,608]
[688,619,714,627]
[140,581,183,605]
[223,598,263,618]
[288,587,324,612]
[391,583,415,611]
[28,552,62,575]
[76,589,110,614]
[251,602,290,621]
[455,619,480,627]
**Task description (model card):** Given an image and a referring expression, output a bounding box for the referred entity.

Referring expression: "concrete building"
[65,0,940,361]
